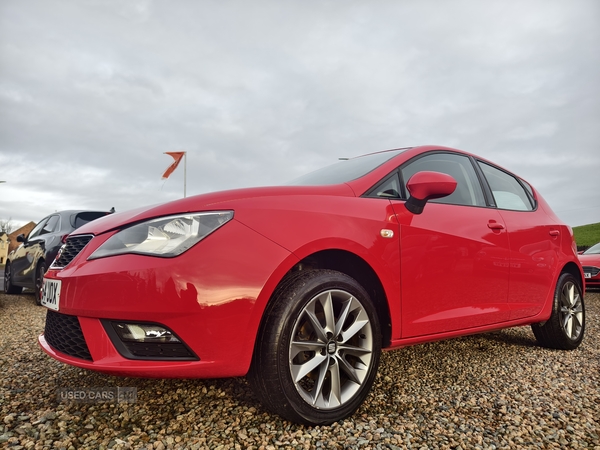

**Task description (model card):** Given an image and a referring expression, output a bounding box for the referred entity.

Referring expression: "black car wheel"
[34,261,46,305]
[249,270,381,425]
[531,272,585,350]
[4,263,23,295]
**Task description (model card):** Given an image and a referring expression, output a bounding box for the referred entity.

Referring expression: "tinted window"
[401,153,486,207]
[478,162,534,211]
[288,149,407,186]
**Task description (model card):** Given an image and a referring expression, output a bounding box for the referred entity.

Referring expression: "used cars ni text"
[38,145,585,425]
[578,242,600,289]
[4,210,111,304]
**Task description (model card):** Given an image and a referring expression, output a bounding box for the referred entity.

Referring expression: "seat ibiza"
[38,145,585,425]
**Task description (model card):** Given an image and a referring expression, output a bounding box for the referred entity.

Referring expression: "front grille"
[583,266,600,277]
[44,310,92,361]
[51,235,94,269]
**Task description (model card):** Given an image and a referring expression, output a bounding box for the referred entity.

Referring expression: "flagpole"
[184,152,187,198]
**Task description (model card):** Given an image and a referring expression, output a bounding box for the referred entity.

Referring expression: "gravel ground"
[1,290,599,450]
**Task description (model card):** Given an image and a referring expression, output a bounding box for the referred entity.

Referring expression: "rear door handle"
[549,230,560,237]
[487,221,505,230]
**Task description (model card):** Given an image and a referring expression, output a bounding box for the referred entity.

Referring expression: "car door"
[13,215,60,285]
[476,161,558,320]
[12,218,48,283]
[390,152,512,337]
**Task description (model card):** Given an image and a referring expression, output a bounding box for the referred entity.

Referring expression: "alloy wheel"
[289,289,374,410]
[559,280,584,340]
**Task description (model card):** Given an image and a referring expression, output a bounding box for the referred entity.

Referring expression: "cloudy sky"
[1,0,599,230]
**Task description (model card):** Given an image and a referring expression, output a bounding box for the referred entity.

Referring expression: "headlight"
[89,211,234,259]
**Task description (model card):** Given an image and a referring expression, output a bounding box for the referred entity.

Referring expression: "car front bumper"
[38,219,294,378]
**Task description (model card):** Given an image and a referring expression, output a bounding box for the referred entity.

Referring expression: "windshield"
[288,149,408,186]
[583,242,600,255]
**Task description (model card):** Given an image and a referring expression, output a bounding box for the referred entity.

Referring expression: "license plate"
[41,279,61,311]
[584,273,591,279]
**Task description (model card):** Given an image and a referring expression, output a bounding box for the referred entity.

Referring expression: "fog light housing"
[102,321,198,361]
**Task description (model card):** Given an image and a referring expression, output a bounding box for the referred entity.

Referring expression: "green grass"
[573,222,600,250]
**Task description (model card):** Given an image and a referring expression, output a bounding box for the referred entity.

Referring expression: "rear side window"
[401,153,486,207]
[478,162,534,211]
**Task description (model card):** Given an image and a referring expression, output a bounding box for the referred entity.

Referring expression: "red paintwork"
[38,145,584,378]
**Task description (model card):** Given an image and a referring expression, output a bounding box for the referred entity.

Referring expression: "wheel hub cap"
[327,341,337,355]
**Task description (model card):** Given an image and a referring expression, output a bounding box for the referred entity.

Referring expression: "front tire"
[4,263,23,295]
[531,272,585,350]
[248,270,381,425]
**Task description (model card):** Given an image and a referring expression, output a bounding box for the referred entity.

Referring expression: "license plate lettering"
[41,279,61,311]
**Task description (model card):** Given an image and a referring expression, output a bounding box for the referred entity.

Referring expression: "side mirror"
[405,171,457,214]
[16,234,26,243]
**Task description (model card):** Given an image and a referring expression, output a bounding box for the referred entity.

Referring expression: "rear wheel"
[531,273,585,350]
[34,261,46,305]
[4,263,23,295]
[248,270,381,425]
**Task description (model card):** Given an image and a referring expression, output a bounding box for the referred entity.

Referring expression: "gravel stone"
[1,290,599,449]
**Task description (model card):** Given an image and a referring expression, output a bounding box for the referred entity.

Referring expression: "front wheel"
[531,272,585,350]
[4,263,23,295]
[248,270,381,425]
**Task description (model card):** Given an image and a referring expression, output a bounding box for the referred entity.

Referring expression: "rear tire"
[4,263,23,295]
[34,261,46,305]
[248,270,381,425]
[531,273,585,350]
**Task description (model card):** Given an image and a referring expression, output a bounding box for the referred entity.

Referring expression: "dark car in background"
[4,210,112,303]
[579,242,600,289]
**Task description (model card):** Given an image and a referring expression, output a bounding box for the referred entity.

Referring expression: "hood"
[73,184,355,235]
[578,253,600,265]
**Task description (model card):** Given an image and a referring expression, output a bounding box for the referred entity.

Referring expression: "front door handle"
[487,221,505,230]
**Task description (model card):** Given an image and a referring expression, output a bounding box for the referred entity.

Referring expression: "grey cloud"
[1,0,599,227]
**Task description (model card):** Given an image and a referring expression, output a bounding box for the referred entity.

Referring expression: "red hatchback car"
[579,242,600,289]
[39,145,585,425]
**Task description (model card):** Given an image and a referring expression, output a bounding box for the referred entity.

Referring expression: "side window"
[28,219,49,239]
[365,173,402,199]
[478,162,534,211]
[401,153,486,207]
[41,215,60,235]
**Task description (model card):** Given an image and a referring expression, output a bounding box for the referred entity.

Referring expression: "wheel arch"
[561,261,584,292]
[261,249,392,349]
